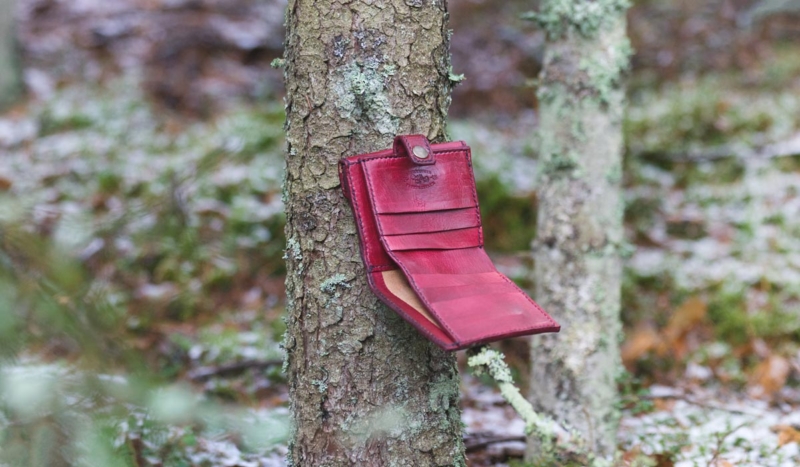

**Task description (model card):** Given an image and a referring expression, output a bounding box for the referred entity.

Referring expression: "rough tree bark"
[0,0,22,109]
[282,0,465,465]
[527,0,632,461]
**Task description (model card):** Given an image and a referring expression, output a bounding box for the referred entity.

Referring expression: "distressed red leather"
[339,135,560,350]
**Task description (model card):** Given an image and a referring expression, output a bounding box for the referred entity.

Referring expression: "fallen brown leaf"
[622,325,661,366]
[772,424,800,446]
[659,297,707,358]
[0,175,12,191]
[653,398,676,411]
[620,447,674,467]
[652,452,676,467]
[749,355,790,398]
[664,297,707,340]
[620,446,643,464]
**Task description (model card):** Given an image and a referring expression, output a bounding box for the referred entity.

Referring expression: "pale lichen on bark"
[523,0,630,39]
[468,347,613,467]
[282,0,464,465]
[526,0,632,461]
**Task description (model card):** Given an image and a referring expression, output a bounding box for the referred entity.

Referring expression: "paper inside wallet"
[381,269,440,327]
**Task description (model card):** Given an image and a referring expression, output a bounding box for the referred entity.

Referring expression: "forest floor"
[2,78,799,466]
[2,1,800,466]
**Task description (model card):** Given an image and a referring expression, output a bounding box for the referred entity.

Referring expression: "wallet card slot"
[382,227,481,251]
[429,292,547,340]
[420,282,514,303]
[408,271,506,288]
[370,195,476,214]
[392,248,496,274]
[377,207,480,235]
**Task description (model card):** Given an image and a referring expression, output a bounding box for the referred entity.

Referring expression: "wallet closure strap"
[394,134,435,165]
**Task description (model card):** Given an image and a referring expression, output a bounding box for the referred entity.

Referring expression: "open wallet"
[339,134,560,351]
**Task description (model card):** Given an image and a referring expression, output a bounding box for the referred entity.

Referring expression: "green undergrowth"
[0,81,290,464]
[622,49,800,383]
[707,283,800,346]
[0,362,290,466]
[623,164,800,379]
[476,176,537,252]
[1,81,287,331]
[0,232,286,463]
[626,78,795,156]
[626,46,800,158]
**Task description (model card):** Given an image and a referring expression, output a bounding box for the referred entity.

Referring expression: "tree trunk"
[527,0,631,460]
[0,0,21,109]
[282,1,464,465]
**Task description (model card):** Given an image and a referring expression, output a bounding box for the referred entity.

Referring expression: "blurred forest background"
[1,0,800,465]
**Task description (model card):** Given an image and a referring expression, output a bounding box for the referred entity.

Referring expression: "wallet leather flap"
[362,154,478,214]
[391,248,558,344]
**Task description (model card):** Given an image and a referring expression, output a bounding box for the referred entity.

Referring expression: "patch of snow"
[621,391,800,467]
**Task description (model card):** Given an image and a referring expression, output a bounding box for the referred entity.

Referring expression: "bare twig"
[706,419,751,467]
[635,132,800,163]
[642,391,764,417]
[464,435,525,453]
[187,359,282,381]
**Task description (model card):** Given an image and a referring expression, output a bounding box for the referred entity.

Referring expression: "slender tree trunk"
[282,1,464,465]
[527,0,631,460]
[0,0,22,109]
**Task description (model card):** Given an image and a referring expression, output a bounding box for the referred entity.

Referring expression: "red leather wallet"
[339,135,560,350]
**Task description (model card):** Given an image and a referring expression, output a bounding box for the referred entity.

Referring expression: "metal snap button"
[412,146,429,159]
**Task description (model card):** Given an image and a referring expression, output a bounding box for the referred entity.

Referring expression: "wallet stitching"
[454,150,552,341]
[343,161,373,269]
[354,152,460,167]
[344,155,465,272]
[465,147,485,246]
[454,147,558,337]
[497,273,559,329]
[341,149,463,348]
[343,160,394,272]
[362,151,547,343]
[398,135,434,166]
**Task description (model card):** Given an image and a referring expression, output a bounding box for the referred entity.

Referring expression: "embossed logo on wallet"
[407,168,438,188]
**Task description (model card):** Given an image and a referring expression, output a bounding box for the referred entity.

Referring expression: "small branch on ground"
[464,435,525,453]
[636,132,800,163]
[187,359,282,381]
[641,390,764,416]
[706,419,751,467]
